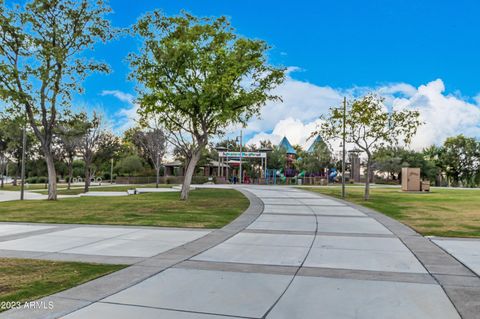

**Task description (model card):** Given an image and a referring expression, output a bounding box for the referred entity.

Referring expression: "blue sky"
[87,0,480,97]
[7,0,480,147]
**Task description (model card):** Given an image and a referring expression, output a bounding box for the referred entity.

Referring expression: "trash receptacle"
[297,179,303,185]
[421,181,430,192]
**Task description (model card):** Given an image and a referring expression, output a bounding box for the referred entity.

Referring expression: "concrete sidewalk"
[2,186,479,318]
[0,223,210,264]
[0,190,46,202]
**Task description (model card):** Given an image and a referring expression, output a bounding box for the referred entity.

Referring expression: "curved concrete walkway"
[2,186,479,318]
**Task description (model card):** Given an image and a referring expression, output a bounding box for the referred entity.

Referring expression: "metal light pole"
[227,143,234,182]
[341,97,347,199]
[20,118,27,200]
[239,130,243,184]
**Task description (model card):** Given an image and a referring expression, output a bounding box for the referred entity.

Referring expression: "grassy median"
[0,189,248,228]
[0,258,124,312]
[301,186,480,238]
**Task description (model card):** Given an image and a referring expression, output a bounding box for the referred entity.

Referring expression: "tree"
[298,139,332,174]
[130,12,284,200]
[116,155,144,177]
[422,145,444,186]
[92,132,122,181]
[373,146,438,183]
[0,112,36,186]
[266,146,287,170]
[128,127,167,188]
[56,112,86,189]
[0,124,8,188]
[78,113,103,192]
[0,0,115,200]
[314,94,421,200]
[440,135,480,187]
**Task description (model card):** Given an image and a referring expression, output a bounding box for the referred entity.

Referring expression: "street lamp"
[234,131,243,184]
[226,143,235,181]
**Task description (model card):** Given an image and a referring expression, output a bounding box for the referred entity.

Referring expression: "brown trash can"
[421,181,430,192]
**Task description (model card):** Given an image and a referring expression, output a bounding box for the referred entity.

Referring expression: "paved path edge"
[0,188,263,319]
[302,188,480,319]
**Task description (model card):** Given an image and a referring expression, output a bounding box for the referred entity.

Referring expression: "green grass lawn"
[0,189,248,228]
[0,258,124,312]
[301,186,480,238]
[35,184,173,195]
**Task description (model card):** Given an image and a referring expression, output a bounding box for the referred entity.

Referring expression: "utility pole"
[341,97,347,199]
[20,116,27,200]
[239,130,243,184]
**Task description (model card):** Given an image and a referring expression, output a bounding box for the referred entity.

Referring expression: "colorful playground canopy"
[307,135,324,153]
[279,137,297,155]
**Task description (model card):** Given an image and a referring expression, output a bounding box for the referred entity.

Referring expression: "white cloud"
[101,90,134,104]
[243,68,345,134]
[246,78,480,151]
[390,79,480,150]
[101,90,139,132]
[246,117,322,149]
[104,74,480,152]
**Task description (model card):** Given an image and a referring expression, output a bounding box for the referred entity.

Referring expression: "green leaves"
[314,93,422,200]
[440,135,480,187]
[129,12,285,141]
[0,0,117,199]
[317,94,422,155]
[0,0,117,129]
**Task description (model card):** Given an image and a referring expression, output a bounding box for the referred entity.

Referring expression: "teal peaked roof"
[307,135,324,153]
[279,136,297,154]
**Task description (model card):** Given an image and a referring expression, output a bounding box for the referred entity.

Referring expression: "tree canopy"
[314,94,422,200]
[0,0,116,199]
[129,11,285,199]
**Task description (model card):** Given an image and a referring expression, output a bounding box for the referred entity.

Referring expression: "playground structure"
[213,135,342,185]
[216,150,269,184]
[264,136,334,185]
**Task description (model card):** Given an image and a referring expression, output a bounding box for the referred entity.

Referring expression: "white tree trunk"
[45,153,57,200]
[180,149,202,200]
[364,158,371,201]
[67,162,73,190]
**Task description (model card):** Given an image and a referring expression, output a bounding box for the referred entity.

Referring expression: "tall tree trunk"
[67,161,73,190]
[45,153,57,200]
[180,149,202,201]
[0,163,4,188]
[364,157,371,201]
[12,164,19,186]
[84,164,91,193]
